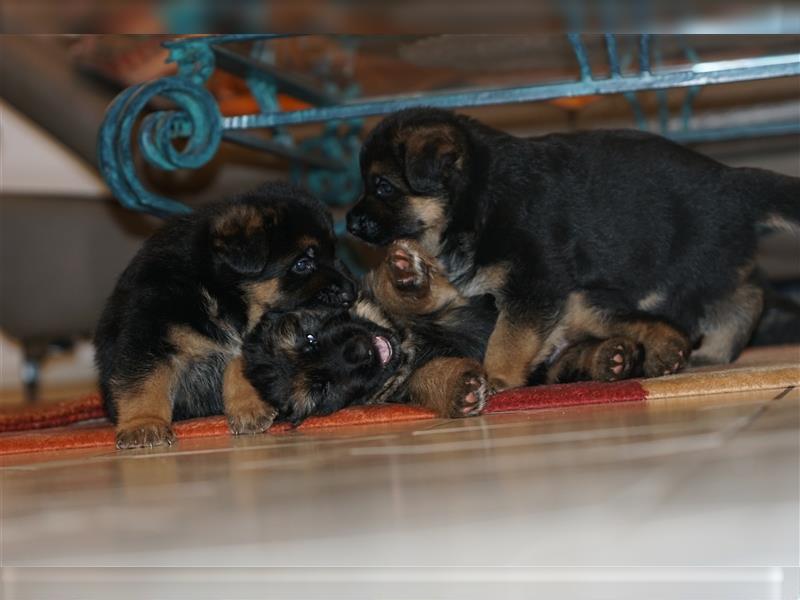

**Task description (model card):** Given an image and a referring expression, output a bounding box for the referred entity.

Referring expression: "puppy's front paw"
[448,368,489,418]
[387,240,430,295]
[643,330,691,378]
[116,419,175,449]
[591,337,640,382]
[227,402,278,435]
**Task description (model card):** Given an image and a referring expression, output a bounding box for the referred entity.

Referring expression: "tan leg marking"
[115,364,176,449]
[546,337,640,384]
[484,312,542,391]
[408,357,488,418]
[223,356,277,435]
[556,292,690,378]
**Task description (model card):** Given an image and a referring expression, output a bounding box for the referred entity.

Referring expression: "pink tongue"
[373,336,392,365]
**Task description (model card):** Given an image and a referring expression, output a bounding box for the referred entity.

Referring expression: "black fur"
[95,182,356,427]
[348,108,800,378]
[243,293,497,424]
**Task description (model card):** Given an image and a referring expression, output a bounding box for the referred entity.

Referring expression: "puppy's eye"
[292,257,316,275]
[305,333,317,346]
[374,177,394,198]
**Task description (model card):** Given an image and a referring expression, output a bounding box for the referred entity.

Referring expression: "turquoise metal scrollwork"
[97,34,800,219]
[97,40,222,216]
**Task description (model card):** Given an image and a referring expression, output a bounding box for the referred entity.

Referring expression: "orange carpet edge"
[1,357,797,457]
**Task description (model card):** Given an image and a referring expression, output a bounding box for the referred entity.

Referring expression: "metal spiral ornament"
[97,76,223,217]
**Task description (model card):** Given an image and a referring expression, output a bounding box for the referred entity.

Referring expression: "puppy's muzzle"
[346,211,379,242]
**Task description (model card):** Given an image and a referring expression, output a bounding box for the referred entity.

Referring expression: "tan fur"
[223,356,276,434]
[637,290,666,312]
[692,280,764,365]
[484,312,542,390]
[761,213,800,234]
[290,376,313,417]
[545,337,638,384]
[366,239,463,317]
[114,364,175,445]
[212,204,264,238]
[296,235,319,251]
[406,196,447,256]
[398,124,458,157]
[559,292,609,338]
[353,298,394,330]
[243,279,280,332]
[200,288,241,348]
[407,357,482,417]
[168,325,224,359]
[460,263,509,297]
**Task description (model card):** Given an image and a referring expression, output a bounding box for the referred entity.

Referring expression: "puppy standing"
[95,183,355,448]
[348,108,800,390]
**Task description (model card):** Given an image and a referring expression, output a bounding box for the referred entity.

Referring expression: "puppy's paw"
[447,367,489,418]
[643,330,691,378]
[227,402,278,435]
[387,240,430,295]
[591,337,640,382]
[116,419,175,449]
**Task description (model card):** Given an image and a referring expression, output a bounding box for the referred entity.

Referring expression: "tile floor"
[1,386,798,599]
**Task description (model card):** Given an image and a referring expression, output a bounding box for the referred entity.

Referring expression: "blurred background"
[0,27,798,402]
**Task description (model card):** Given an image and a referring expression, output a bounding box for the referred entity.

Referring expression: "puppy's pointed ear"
[211,205,276,275]
[402,126,463,195]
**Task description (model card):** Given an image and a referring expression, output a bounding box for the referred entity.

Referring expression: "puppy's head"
[346,108,470,252]
[243,307,404,424]
[203,182,357,329]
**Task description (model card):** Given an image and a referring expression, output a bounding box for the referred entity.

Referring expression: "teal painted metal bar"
[223,53,800,129]
[97,34,800,218]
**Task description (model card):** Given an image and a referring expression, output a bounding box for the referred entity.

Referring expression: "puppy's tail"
[733,167,800,233]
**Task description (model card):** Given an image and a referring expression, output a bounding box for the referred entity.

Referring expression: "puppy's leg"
[691,279,764,366]
[546,337,641,384]
[115,364,176,449]
[367,239,463,316]
[608,319,691,377]
[484,308,558,391]
[224,356,278,435]
[408,357,489,418]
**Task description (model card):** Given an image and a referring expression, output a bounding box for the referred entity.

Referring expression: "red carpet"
[0,382,647,456]
[1,346,796,457]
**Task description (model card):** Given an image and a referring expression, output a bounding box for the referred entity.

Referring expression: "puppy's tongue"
[373,336,393,366]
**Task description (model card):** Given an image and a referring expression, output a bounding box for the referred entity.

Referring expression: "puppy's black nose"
[343,336,374,366]
[325,280,356,307]
[346,212,367,237]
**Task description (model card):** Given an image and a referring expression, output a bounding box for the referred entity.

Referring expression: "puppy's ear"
[402,126,463,195]
[210,205,276,275]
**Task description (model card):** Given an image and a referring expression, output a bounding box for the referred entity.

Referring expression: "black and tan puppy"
[242,239,677,422]
[243,241,497,421]
[95,182,355,448]
[347,108,800,390]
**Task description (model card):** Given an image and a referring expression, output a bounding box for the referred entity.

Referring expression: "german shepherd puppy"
[242,239,665,422]
[95,183,356,448]
[347,108,800,390]
[243,240,496,422]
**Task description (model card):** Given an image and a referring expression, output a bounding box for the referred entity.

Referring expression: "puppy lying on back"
[242,240,680,420]
[242,240,495,420]
[347,108,800,390]
[94,183,355,448]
